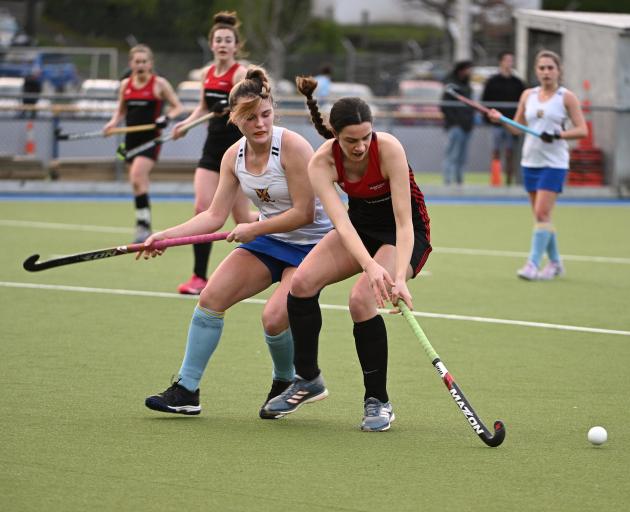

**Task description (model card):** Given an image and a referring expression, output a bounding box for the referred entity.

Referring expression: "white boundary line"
[3,219,629,265]
[2,281,629,337]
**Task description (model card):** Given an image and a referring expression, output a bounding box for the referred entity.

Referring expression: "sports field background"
[1,196,629,511]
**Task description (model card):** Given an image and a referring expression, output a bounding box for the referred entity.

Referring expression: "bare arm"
[378,132,415,308]
[141,144,240,250]
[228,131,315,243]
[172,70,210,139]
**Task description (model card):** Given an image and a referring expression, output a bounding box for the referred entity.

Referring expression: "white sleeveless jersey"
[234,126,332,245]
[521,86,570,168]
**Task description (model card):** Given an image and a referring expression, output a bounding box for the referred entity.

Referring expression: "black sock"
[287,292,321,381]
[193,243,212,279]
[134,193,151,229]
[354,315,388,403]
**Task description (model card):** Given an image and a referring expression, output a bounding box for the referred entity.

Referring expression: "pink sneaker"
[177,275,208,295]
[539,261,565,280]
[517,261,539,281]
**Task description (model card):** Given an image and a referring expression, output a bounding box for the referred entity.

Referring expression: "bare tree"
[239,0,312,81]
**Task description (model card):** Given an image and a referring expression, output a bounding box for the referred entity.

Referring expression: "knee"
[198,286,221,312]
[348,286,374,320]
[290,269,319,298]
[534,209,551,223]
[262,306,288,335]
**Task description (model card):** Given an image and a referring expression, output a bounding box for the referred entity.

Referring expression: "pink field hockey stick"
[23,232,230,272]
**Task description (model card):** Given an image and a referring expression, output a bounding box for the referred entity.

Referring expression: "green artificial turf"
[1,199,629,511]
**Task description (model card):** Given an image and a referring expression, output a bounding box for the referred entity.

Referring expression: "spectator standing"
[482,52,526,185]
[314,64,332,103]
[440,60,474,185]
[21,66,42,119]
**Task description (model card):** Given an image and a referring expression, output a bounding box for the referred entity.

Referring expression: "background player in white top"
[141,66,332,419]
[489,49,587,280]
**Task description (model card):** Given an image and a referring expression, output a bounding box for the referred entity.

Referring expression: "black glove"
[155,115,170,129]
[212,99,229,114]
[540,131,561,143]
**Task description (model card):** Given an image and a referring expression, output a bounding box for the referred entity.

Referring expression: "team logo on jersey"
[536,109,545,118]
[368,181,386,191]
[255,187,274,202]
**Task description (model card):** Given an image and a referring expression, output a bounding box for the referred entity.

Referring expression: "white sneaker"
[517,261,539,281]
[539,261,565,280]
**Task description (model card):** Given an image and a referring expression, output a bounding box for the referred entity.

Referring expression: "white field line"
[433,247,630,265]
[2,218,629,265]
[0,219,132,234]
[2,281,629,337]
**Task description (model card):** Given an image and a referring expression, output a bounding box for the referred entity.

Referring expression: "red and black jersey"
[124,74,163,127]
[332,133,430,240]
[203,63,241,136]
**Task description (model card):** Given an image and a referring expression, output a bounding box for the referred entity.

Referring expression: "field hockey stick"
[55,124,157,141]
[397,300,506,447]
[444,84,542,138]
[23,232,229,272]
[118,102,227,160]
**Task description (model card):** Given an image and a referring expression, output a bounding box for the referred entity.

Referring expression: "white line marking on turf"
[3,219,628,264]
[434,247,630,265]
[2,281,629,337]
[0,219,132,234]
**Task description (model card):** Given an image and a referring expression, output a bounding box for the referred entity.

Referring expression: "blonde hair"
[128,44,153,62]
[228,66,273,125]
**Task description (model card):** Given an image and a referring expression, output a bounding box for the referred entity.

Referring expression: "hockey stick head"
[115,143,126,161]
[23,254,42,272]
[483,420,506,447]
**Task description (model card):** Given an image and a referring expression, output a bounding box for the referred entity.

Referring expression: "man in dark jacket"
[481,52,525,184]
[440,60,474,185]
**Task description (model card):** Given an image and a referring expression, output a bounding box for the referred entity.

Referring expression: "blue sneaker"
[361,397,395,432]
[264,374,329,415]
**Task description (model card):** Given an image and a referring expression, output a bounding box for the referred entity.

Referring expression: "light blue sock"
[547,229,561,263]
[528,224,553,267]
[264,329,295,382]
[178,305,224,392]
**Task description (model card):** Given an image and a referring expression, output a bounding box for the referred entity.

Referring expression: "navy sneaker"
[145,381,201,415]
[259,379,292,420]
[360,397,395,432]
[264,374,329,415]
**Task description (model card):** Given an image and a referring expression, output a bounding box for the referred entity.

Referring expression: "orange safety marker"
[24,121,36,157]
[490,158,502,186]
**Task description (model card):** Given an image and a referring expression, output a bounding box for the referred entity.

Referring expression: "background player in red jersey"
[172,11,258,295]
[104,44,182,243]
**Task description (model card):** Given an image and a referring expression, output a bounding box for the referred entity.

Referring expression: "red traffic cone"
[24,121,36,157]
[490,158,502,186]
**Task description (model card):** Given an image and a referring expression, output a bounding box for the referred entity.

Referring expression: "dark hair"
[295,75,372,140]
[229,66,273,125]
[498,51,513,61]
[453,60,473,75]
[209,11,244,52]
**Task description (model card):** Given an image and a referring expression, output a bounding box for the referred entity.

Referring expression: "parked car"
[0,9,19,48]
[72,78,119,118]
[394,79,443,125]
[320,81,379,114]
[0,49,80,92]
